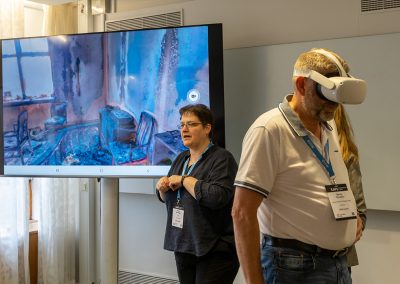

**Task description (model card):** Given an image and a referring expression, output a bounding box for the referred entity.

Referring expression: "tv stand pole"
[100,177,119,284]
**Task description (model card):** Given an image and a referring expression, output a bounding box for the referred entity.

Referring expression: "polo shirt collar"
[278,94,333,137]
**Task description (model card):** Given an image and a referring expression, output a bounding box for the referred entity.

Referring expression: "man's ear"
[295,77,306,96]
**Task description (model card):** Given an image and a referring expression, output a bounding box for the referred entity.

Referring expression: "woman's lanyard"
[302,135,336,184]
[176,143,213,203]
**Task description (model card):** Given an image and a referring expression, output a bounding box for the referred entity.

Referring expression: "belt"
[262,234,348,258]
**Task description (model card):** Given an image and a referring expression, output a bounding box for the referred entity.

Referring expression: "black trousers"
[174,240,239,284]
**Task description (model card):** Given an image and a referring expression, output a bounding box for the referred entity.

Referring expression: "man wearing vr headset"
[232,48,366,284]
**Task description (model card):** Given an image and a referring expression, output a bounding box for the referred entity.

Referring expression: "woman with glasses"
[156,104,239,284]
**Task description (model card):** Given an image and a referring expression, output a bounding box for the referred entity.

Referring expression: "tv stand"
[99,178,119,284]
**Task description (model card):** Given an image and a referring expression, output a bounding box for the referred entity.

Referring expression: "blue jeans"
[261,237,352,284]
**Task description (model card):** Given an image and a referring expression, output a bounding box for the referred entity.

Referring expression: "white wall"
[351,210,400,284]
[112,0,400,49]
[24,1,44,37]
[118,193,177,278]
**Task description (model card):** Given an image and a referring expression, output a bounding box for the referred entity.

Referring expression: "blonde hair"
[334,104,359,163]
[294,48,350,76]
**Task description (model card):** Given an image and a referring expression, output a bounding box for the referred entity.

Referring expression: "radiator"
[118,270,179,284]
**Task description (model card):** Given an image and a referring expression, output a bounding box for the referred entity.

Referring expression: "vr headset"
[293,49,367,104]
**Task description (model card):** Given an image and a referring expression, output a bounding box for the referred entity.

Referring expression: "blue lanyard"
[176,143,213,201]
[302,135,336,184]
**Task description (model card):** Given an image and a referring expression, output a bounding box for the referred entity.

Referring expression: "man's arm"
[232,186,264,284]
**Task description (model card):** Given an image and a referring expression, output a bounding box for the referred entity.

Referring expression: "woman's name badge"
[172,206,184,228]
[325,184,357,221]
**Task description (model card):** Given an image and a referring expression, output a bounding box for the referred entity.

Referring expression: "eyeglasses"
[178,122,203,129]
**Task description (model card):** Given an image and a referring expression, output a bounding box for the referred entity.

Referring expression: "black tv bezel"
[1,23,225,177]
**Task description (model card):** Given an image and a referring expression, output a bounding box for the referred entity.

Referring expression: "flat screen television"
[0,23,225,177]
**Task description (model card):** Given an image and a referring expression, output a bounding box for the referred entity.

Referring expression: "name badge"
[172,206,184,228]
[325,184,357,221]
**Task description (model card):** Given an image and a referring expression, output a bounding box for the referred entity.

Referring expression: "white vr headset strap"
[312,49,348,77]
[293,69,335,90]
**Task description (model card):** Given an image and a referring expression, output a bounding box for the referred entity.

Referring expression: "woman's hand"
[168,175,183,191]
[156,176,170,193]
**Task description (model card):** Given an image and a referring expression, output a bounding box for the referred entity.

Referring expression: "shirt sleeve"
[194,150,238,210]
[234,123,280,197]
[347,158,367,229]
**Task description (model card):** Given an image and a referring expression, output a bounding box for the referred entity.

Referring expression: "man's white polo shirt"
[234,95,357,250]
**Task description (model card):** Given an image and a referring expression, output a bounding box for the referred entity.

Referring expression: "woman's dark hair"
[179,104,214,139]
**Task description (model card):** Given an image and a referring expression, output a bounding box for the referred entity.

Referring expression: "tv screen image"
[1,24,225,177]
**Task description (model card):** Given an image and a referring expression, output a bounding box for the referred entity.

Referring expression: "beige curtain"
[32,178,82,284]
[0,0,24,39]
[0,1,29,284]
[44,2,77,36]
[0,178,30,284]
[37,4,81,283]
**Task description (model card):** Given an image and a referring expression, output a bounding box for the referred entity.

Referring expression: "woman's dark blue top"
[157,145,238,256]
